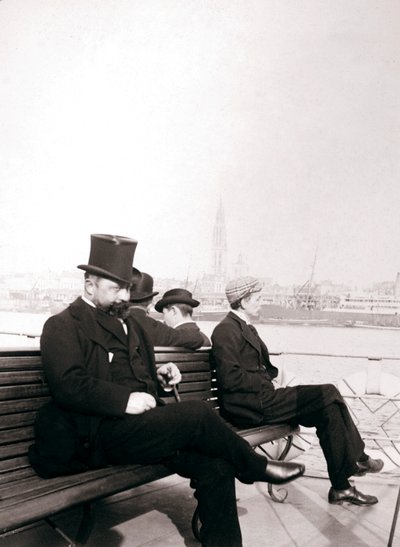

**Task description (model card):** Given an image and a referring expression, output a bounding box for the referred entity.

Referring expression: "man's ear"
[85,277,95,296]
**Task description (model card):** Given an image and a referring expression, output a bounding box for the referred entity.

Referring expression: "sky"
[1,0,399,287]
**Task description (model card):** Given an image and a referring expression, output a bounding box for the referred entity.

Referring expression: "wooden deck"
[1,451,398,546]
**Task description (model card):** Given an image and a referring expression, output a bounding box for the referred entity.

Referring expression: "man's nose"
[119,288,130,301]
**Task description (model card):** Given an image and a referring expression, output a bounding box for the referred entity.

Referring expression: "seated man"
[211,275,384,507]
[155,288,211,346]
[127,271,205,349]
[29,236,305,547]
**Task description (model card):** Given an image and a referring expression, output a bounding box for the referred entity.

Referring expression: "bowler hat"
[78,234,137,285]
[129,271,159,303]
[155,288,200,313]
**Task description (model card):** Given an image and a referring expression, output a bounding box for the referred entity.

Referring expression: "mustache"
[101,301,130,318]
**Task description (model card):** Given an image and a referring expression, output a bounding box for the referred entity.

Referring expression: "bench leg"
[45,503,95,546]
[75,503,95,545]
[257,434,296,503]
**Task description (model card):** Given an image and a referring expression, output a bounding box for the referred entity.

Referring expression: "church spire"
[212,200,227,278]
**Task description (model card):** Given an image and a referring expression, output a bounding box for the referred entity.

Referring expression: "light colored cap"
[225,276,262,305]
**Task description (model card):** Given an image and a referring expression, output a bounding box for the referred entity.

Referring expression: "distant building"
[211,200,228,278]
[232,252,249,279]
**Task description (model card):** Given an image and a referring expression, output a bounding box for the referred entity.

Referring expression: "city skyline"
[1,2,399,287]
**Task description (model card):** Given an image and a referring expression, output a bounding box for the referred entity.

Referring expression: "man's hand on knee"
[125,392,157,414]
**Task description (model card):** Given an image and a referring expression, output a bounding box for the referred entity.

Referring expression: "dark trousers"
[260,383,365,489]
[99,400,268,547]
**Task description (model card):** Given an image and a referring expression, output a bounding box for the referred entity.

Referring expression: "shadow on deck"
[2,465,399,546]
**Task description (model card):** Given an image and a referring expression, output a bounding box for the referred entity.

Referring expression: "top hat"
[77,234,138,285]
[129,271,159,303]
[155,288,200,313]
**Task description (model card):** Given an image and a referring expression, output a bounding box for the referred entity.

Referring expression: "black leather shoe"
[259,460,305,485]
[328,486,378,505]
[353,456,384,477]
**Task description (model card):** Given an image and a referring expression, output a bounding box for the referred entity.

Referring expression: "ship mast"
[306,246,318,308]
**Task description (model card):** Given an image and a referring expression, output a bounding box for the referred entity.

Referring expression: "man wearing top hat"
[30,235,305,547]
[155,288,211,346]
[127,271,206,348]
[211,275,384,508]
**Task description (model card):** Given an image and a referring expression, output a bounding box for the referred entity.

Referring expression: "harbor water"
[1,311,399,479]
[1,312,400,380]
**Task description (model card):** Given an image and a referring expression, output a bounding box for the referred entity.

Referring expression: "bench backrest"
[0,347,214,482]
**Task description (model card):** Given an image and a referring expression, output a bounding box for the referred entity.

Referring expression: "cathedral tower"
[211,200,227,279]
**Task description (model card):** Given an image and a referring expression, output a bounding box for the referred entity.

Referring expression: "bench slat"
[0,466,36,485]
[0,440,33,460]
[0,385,49,401]
[0,411,37,430]
[0,464,172,534]
[0,455,30,473]
[155,353,210,363]
[176,362,212,373]
[0,356,42,370]
[0,371,46,386]
[0,397,51,415]
[0,425,34,445]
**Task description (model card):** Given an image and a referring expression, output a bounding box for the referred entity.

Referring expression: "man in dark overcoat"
[155,287,211,346]
[29,235,305,547]
[127,271,207,347]
[211,276,384,507]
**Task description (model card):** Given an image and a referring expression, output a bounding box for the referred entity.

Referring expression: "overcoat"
[128,307,205,348]
[211,312,342,427]
[175,321,211,346]
[29,297,162,477]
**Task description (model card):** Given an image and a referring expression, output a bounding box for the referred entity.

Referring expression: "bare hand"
[157,362,182,390]
[125,392,157,414]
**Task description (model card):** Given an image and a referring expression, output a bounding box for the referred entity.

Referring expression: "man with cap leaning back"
[211,275,384,508]
[30,236,305,547]
[127,271,206,349]
[155,288,211,346]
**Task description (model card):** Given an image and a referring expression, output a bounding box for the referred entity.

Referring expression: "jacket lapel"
[228,312,262,356]
[126,316,158,384]
[94,312,128,346]
[69,298,125,350]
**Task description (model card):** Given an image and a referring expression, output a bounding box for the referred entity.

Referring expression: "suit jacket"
[211,312,279,426]
[175,321,211,346]
[128,307,204,348]
[29,297,161,477]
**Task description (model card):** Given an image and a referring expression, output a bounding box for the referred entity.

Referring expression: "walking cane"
[173,384,181,403]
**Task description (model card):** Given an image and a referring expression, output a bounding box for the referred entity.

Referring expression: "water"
[1,313,400,379]
[199,320,400,383]
[1,311,399,475]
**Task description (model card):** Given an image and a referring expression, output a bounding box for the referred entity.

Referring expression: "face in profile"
[88,277,130,316]
[242,292,262,317]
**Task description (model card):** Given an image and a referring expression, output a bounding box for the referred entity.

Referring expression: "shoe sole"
[353,460,384,477]
[329,498,379,506]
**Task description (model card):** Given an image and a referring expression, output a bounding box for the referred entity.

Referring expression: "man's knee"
[180,399,216,422]
[324,383,343,401]
[191,458,236,489]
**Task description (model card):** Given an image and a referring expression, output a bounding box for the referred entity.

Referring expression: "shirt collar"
[173,320,195,329]
[81,295,96,308]
[231,309,251,324]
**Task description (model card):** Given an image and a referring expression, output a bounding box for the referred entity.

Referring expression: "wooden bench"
[0,346,299,546]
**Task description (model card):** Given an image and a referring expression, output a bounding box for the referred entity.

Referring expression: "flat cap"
[225,276,262,305]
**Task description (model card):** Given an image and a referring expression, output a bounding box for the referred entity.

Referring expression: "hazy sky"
[1,1,399,286]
